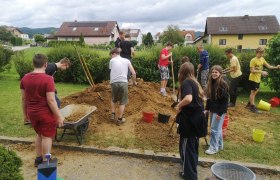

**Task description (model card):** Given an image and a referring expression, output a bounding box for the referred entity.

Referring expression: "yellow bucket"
[252,129,266,142]
[257,100,271,111]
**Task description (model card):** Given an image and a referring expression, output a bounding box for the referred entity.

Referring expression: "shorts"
[249,80,260,91]
[111,82,128,105]
[159,66,170,80]
[28,112,57,137]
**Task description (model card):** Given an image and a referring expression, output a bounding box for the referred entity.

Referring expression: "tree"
[11,37,23,46]
[160,25,184,45]
[34,34,46,44]
[0,27,13,42]
[265,33,280,94]
[79,33,85,44]
[143,32,154,46]
[131,40,138,47]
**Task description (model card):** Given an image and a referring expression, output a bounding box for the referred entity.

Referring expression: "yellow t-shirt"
[249,57,268,83]
[230,56,242,78]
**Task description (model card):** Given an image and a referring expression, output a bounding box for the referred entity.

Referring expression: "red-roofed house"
[121,29,142,45]
[54,21,120,45]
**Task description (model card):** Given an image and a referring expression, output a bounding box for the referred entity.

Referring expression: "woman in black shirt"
[176,62,205,180]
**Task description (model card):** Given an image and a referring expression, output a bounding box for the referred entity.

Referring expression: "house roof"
[55,21,118,37]
[46,34,57,39]
[205,15,280,35]
[121,29,141,37]
[180,30,195,39]
[4,26,23,34]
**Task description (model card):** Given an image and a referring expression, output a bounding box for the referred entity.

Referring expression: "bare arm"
[46,92,64,127]
[21,90,28,122]
[161,52,172,60]
[128,63,137,85]
[177,94,193,110]
[264,63,280,70]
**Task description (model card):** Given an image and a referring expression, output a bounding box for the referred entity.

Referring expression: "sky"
[1,0,279,35]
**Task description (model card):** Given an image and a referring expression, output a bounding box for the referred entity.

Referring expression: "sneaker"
[34,156,43,167]
[161,91,168,97]
[250,105,260,114]
[110,113,115,121]
[228,103,235,107]
[178,172,186,179]
[205,148,217,155]
[245,102,251,109]
[116,118,126,126]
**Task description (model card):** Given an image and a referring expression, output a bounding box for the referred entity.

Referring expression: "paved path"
[12,45,30,51]
[11,145,279,180]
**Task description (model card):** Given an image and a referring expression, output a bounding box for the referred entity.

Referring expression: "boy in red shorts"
[20,54,64,166]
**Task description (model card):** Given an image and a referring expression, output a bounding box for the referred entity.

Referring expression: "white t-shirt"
[230,55,242,78]
[109,55,131,84]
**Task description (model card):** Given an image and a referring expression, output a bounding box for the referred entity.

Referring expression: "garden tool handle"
[171,56,175,94]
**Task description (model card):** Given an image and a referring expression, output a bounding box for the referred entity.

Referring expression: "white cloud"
[0,0,279,35]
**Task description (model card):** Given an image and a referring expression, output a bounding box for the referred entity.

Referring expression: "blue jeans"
[209,113,225,151]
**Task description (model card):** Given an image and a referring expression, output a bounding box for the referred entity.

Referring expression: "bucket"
[142,112,154,123]
[222,114,229,129]
[269,97,280,107]
[257,100,271,111]
[158,113,171,123]
[252,129,266,142]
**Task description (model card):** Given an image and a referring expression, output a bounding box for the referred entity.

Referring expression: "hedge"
[0,46,13,72]
[0,146,23,180]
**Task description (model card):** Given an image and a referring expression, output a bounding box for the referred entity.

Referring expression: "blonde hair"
[256,47,264,53]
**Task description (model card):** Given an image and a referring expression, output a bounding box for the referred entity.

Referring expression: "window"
[219,39,226,45]
[258,26,267,31]
[259,39,267,45]
[202,39,207,44]
[219,27,228,32]
[94,27,99,31]
[238,34,243,40]
[185,35,192,41]
[72,27,77,31]
[237,45,242,53]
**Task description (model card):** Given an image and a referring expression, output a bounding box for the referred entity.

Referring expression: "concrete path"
[12,45,30,51]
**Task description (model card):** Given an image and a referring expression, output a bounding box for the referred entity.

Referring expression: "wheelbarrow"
[55,104,97,145]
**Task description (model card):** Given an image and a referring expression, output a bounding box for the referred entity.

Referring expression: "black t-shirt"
[120,40,133,60]
[45,63,57,76]
[115,37,122,48]
[181,79,204,113]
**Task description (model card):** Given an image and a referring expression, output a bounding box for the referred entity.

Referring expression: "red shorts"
[28,113,57,137]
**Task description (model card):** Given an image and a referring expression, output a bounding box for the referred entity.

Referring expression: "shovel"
[170,56,177,102]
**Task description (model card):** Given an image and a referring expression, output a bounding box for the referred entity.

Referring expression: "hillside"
[19,27,58,38]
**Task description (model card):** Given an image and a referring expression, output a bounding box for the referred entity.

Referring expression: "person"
[197,45,210,89]
[181,56,190,64]
[176,62,205,180]
[109,48,137,125]
[115,31,125,49]
[20,54,64,167]
[223,49,242,107]
[119,34,135,80]
[204,65,229,155]
[246,47,280,113]
[45,57,71,108]
[158,41,173,96]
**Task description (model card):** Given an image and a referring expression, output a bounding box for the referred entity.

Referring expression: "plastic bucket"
[252,129,266,142]
[158,113,171,123]
[269,97,280,107]
[142,112,154,123]
[222,114,229,129]
[257,100,271,111]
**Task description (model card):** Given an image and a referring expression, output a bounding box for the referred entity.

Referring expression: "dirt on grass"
[60,79,280,152]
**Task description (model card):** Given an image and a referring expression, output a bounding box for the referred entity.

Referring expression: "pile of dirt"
[61,79,179,152]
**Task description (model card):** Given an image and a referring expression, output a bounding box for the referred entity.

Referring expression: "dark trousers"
[179,136,199,180]
[55,94,61,108]
[229,76,242,105]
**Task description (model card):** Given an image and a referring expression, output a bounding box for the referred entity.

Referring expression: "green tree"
[160,25,184,45]
[265,33,280,94]
[11,37,23,46]
[0,27,13,42]
[34,34,46,44]
[131,40,138,47]
[143,32,154,46]
[79,33,85,44]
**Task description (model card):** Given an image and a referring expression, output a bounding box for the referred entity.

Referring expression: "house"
[54,21,120,45]
[203,15,280,51]
[20,34,29,40]
[153,32,161,42]
[4,26,23,37]
[180,30,196,45]
[121,29,142,45]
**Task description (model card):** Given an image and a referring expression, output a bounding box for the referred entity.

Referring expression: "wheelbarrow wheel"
[77,120,89,135]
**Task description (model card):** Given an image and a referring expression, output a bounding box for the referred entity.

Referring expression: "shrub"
[0,146,23,180]
[0,46,14,72]
[48,41,85,47]
[12,51,33,78]
[265,33,280,94]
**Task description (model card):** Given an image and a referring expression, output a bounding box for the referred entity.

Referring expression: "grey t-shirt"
[109,56,131,84]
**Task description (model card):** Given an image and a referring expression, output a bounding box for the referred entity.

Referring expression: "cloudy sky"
[1,0,279,35]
